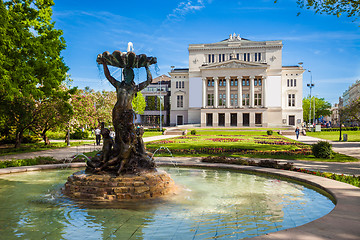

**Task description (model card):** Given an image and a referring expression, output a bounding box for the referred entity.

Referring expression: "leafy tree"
[94,90,116,126]
[303,96,331,123]
[70,89,97,129]
[343,97,360,123]
[132,92,146,114]
[0,0,69,147]
[294,0,360,19]
[31,94,73,145]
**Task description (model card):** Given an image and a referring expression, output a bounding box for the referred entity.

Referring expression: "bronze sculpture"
[86,50,157,175]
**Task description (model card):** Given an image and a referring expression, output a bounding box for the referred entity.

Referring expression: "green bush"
[70,129,90,139]
[322,127,359,132]
[0,135,41,144]
[267,130,273,135]
[190,130,197,135]
[311,141,333,159]
[47,131,66,139]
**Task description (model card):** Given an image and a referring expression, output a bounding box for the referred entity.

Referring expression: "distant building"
[342,80,360,106]
[169,33,304,127]
[136,74,171,126]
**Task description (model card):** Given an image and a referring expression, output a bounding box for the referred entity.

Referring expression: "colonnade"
[202,76,266,108]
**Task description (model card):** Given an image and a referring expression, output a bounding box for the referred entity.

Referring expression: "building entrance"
[289,115,295,126]
[230,113,237,126]
[177,115,183,125]
[218,113,225,126]
[206,113,213,126]
[243,113,250,126]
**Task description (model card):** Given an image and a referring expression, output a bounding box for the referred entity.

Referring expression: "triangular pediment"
[200,59,268,70]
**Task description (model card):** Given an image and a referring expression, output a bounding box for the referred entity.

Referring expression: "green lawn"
[143,131,164,138]
[307,131,360,142]
[146,132,358,162]
[0,141,94,156]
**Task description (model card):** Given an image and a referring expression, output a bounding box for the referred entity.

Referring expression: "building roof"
[171,68,189,73]
[152,74,171,83]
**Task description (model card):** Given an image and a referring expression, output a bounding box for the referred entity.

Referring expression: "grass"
[307,131,360,142]
[143,131,164,138]
[0,141,95,156]
[146,131,358,162]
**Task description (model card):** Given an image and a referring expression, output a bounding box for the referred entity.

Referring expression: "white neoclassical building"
[169,33,304,127]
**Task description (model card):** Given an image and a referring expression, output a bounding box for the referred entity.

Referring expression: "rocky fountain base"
[64,170,175,201]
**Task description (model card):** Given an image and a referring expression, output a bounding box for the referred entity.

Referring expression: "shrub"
[0,135,41,144]
[190,130,197,135]
[267,130,273,135]
[70,129,90,139]
[311,141,333,159]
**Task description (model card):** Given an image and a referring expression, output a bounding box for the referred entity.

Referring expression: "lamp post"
[159,76,163,131]
[307,70,315,126]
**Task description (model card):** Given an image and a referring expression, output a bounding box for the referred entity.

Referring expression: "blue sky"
[52,0,360,105]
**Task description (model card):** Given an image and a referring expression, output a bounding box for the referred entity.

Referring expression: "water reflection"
[0,167,334,239]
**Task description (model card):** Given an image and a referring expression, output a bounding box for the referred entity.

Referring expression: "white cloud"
[166,0,205,21]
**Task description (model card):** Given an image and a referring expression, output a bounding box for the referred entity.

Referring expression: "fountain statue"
[63,46,175,201]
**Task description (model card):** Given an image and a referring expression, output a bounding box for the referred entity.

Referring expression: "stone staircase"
[163,129,187,135]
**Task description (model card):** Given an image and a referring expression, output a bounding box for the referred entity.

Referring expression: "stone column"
[250,76,255,107]
[262,77,266,107]
[238,76,242,107]
[225,77,230,108]
[214,77,219,108]
[202,78,206,108]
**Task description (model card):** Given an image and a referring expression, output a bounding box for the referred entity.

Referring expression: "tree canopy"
[291,0,360,20]
[303,96,332,123]
[0,0,70,147]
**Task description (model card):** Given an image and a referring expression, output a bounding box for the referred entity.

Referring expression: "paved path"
[0,135,177,161]
[1,134,359,176]
[286,135,360,159]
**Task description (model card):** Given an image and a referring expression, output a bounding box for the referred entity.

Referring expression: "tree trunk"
[42,134,50,145]
[15,131,23,148]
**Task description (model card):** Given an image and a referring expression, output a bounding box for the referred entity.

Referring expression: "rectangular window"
[258,79,262,86]
[294,79,297,87]
[235,80,238,86]
[182,81,184,88]
[223,80,226,86]
[219,94,226,106]
[219,80,222,87]
[287,79,289,87]
[242,93,249,106]
[255,53,258,62]
[208,54,211,63]
[254,93,262,106]
[288,94,295,107]
[236,53,239,60]
[176,81,178,88]
[207,94,214,106]
[212,54,214,63]
[242,79,246,86]
[254,79,258,86]
[207,80,211,86]
[211,80,214,86]
[231,94,234,106]
[231,80,234,86]
[219,54,222,62]
[247,53,250,61]
[177,95,184,108]
[246,79,249,86]
[258,53,261,61]
[291,79,293,87]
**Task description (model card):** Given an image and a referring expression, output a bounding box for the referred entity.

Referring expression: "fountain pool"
[0,167,334,239]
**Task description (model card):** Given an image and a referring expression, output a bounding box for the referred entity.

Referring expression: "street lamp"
[159,76,163,131]
[306,70,315,126]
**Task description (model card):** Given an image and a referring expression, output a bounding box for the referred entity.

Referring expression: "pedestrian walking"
[295,126,300,139]
[95,127,101,145]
